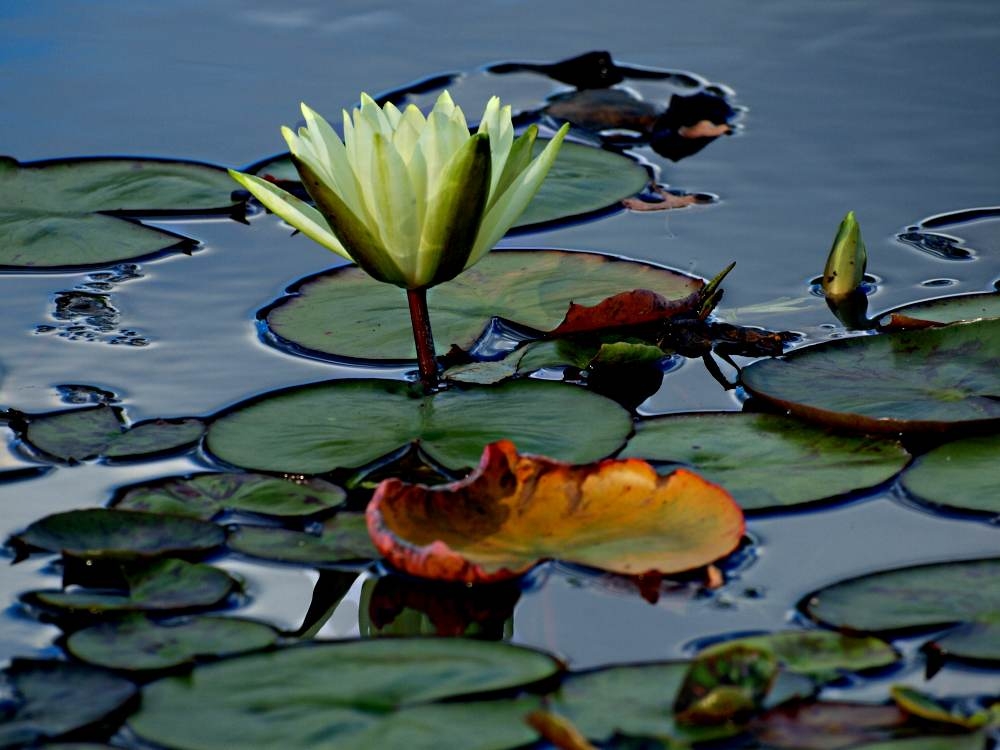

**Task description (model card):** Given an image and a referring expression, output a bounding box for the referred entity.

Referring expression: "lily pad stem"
[407,287,439,389]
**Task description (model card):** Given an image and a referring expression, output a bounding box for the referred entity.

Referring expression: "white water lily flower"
[230,92,569,289]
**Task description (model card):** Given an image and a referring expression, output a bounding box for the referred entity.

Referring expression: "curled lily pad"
[900,434,1000,517]
[0,659,137,747]
[620,413,910,512]
[23,558,237,614]
[741,319,1000,434]
[66,614,278,671]
[130,639,559,750]
[890,686,991,730]
[882,291,1000,325]
[367,440,744,584]
[10,508,224,560]
[264,249,702,362]
[228,514,377,565]
[802,558,1000,663]
[0,156,242,269]
[113,472,346,520]
[206,378,631,474]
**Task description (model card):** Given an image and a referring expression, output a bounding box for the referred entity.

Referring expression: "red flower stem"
[406,287,438,389]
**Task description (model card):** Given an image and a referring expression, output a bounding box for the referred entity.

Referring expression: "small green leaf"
[228,514,378,565]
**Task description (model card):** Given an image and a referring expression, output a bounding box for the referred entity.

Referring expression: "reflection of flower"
[230,92,568,289]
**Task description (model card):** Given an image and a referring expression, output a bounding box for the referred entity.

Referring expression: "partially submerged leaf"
[547,288,700,337]
[749,702,911,749]
[367,440,744,583]
[673,644,778,726]
[228,513,377,565]
[880,291,1000,326]
[900,433,1000,516]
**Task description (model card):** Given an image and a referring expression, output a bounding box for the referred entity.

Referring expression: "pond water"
[1,0,999,743]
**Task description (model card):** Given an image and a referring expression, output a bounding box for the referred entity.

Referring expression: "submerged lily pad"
[741,319,1000,434]
[11,508,224,560]
[621,413,910,511]
[113,472,346,520]
[206,378,631,474]
[22,405,204,462]
[883,291,1000,325]
[24,558,236,614]
[802,558,1000,663]
[228,514,377,565]
[265,249,702,362]
[130,639,559,750]
[750,702,913,749]
[900,434,1000,517]
[0,156,242,269]
[0,659,137,747]
[66,614,278,671]
[367,440,744,583]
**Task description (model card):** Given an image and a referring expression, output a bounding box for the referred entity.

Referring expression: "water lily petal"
[477,97,514,199]
[370,133,421,280]
[489,125,537,211]
[299,104,368,220]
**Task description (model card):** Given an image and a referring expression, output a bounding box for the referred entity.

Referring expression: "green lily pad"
[884,291,1000,324]
[0,156,242,269]
[206,378,632,474]
[66,614,278,671]
[113,472,347,520]
[741,319,1000,434]
[24,558,237,614]
[0,659,137,747]
[802,558,1000,663]
[22,405,204,462]
[228,514,378,565]
[11,508,224,560]
[130,639,559,750]
[251,138,649,233]
[265,249,702,362]
[900,434,1000,516]
[620,413,910,511]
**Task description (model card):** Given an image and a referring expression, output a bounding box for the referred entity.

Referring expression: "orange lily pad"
[366,440,744,584]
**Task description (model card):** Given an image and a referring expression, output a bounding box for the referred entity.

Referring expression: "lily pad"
[621,413,910,511]
[740,319,1000,434]
[367,440,744,583]
[802,558,1000,663]
[264,249,703,362]
[883,292,1000,325]
[66,614,278,671]
[228,514,377,565]
[24,558,237,614]
[900,434,1000,516]
[206,378,632,474]
[251,138,649,233]
[130,639,558,750]
[22,405,204,462]
[749,702,913,749]
[10,508,224,560]
[0,659,137,747]
[112,472,347,520]
[0,156,242,269]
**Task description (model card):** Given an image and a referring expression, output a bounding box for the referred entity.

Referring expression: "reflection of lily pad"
[206,378,631,473]
[802,558,1000,663]
[621,413,910,511]
[24,558,237,614]
[883,292,1000,324]
[741,319,1000,433]
[22,404,204,462]
[0,156,242,269]
[251,139,649,233]
[228,514,377,565]
[113,472,346,520]
[900,434,1000,516]
[0,659,137,747]
[130,639,558,750]
[67,614,278,671]
[368,440,744,583]
[11,508,224,560]
[265,249,702,361]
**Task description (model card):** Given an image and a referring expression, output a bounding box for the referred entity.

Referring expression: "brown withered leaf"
[549,288,702,337]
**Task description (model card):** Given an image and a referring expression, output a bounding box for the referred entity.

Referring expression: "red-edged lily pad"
[367,440,744,584]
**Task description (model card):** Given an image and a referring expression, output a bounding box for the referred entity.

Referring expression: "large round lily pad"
[900,434,1000,516]
[113,472,346,520]
[206,378,632,473]
[620,413,910,511]
[130,639,559,750]
[265,249,702,362]
[0,156,242,269]
[883,291,1000,324]
[251,138,649,233]
[802,558,1000,663]
[228,514,378,565]
[741,319,1000,434]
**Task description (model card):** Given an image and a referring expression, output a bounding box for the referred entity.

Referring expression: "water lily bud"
[822,211,867,301]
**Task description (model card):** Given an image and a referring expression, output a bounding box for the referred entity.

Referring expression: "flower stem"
[406,287,438,389]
